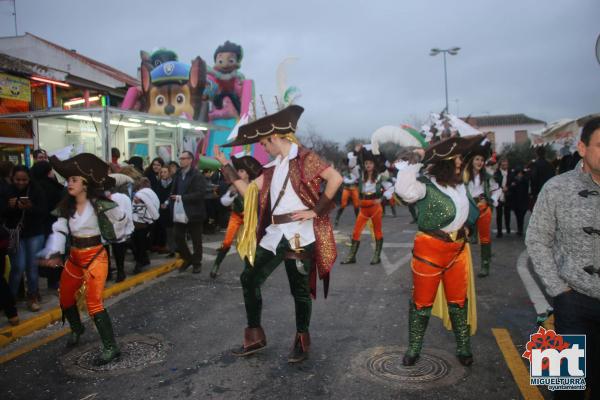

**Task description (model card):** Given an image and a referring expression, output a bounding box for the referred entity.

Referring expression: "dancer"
[210,154,262,278]
[394,135,484,367]
[214,105,342,363]
[341,150,385,265]
[463,143,500,277]
[39,154,130,365]
[334,153,360,227]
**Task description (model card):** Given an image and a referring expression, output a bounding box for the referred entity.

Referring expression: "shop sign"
[0,72,32,102]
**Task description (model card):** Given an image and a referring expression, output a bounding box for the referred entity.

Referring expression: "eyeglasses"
[179,157,191,161]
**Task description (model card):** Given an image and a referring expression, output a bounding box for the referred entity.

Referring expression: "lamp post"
[430,47,460,113]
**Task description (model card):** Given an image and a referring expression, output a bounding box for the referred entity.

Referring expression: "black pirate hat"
[422,134,485,165]
[232,154,263,180]
[221,105,304,147]
[465,139,492,161]
[359,148,387,173]
[50,153,115,189]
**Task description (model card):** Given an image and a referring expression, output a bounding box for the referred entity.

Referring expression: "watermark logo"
[522,327,586,391]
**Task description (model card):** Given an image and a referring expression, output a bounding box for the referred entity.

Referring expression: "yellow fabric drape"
[431,243,478,335]
[276,133,300,145]
[236,181,259,266]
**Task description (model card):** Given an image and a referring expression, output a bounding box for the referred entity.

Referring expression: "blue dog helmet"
[151,61,190,84]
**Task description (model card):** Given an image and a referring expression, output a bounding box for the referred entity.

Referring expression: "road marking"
[380,251,412,275]
[382,243,413,248]
[516,250,550,315]
[492,328,543,400]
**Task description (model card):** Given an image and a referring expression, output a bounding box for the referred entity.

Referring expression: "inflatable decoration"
[370,125,428,155]
[206,41,245,120]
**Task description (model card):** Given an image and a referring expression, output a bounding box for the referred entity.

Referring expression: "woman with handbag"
[38,154,130,365]
[3,165,47,312]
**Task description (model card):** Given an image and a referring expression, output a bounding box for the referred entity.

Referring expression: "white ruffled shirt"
[467,174,500,207]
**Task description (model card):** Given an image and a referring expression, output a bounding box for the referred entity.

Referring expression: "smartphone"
[18,196,29,201]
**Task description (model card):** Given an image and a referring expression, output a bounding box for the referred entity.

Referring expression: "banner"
[0,72,31,102]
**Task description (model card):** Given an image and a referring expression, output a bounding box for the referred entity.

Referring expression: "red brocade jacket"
[256,146,337,298]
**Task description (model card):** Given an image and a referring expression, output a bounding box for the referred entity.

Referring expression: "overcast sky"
[1,0,599,143]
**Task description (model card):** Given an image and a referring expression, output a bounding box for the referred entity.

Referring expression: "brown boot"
[232,327,267,357]
[288,332,310,363]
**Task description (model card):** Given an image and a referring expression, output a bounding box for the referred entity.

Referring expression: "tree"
[297,124,346,166]
[499,140,556,168]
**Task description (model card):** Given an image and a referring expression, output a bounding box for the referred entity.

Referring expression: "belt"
[134,222,149,229]
[71,235,102,249]
[421,228,466,243]
[360,193,379,200]
[271,213,297,225]
[344,184,358,189]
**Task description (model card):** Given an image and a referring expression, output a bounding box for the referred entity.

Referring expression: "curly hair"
[429,158,462,187]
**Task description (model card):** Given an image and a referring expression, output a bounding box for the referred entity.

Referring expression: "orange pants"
[340,187,360,209]
[411,233,468,309]
[59,245,108,316]
[476,203,492,245]
[222,211,244,249]
[351,199,383,241]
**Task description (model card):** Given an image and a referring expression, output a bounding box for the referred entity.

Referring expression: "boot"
[340,240,360,264]
[63,305,85,347]
[403,301,431,366]
[92,310,121,365]
[478,244,491,277]
[116,266,126,283]
[448,301,473,366]
[354,207,359,217]
[370,238,383,265]
[232,327,267,357]
[210,247,230,278]
[391,205,397,217]
[334,208,344,227]
[288,332,311,363]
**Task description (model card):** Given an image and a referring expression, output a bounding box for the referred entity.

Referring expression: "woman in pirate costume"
[333,151,361,227]
[394,135,484,367]
[341,149,385,265]
[463,142,500,277]
[38,154,130,364]
[213,105,342,363]
[210,154,262,278]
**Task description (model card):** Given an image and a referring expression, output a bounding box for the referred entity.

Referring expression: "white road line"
[516,249,550,314]
[380,251,413,276]
[383,243,413,249]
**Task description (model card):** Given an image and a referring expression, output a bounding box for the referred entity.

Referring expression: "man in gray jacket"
[526,117,600,400]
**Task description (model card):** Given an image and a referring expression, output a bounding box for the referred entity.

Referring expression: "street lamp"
[430,47,461,113]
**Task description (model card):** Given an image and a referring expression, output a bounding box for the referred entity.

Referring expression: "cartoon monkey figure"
[140,57,207,121]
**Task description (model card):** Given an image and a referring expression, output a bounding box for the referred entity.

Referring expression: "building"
[464,114,546,151]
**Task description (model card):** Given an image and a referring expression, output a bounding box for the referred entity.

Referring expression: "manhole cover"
[352,346,468,389]
[62,333,169,378]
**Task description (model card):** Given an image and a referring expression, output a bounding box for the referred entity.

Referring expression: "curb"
[0,259,182,349]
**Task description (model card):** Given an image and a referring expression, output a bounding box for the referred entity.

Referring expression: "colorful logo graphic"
[522,327,586,391]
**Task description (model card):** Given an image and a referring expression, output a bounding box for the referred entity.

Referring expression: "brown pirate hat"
[232,154,263,180]
[50,153,115,189]
[422,134,486,165]
[221,105,304,147]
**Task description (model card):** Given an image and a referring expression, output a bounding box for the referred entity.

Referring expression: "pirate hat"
[422,134,486,165]
[232,154,263,180]
[50,153,115,190]
[359,148,387,173]
[221,105,303,147]
[465,139,492,161]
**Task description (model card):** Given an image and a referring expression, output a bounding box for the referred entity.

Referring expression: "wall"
[482,123,546,150]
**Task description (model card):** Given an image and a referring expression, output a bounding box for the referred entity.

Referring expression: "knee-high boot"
[370,238,383,265]
[403,301,431,366]
[210,246,230,278]
[478,243,491,277]
[334,207,344,227]
[92,310,121,365]
[448,301,473,366]
[341,240,360,264]
[63,305,84,347]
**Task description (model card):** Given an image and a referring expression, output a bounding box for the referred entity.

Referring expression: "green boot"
[62,306,84,347]
[478,244,492,277]
[403,301,431,366]
[92,310,121,365]
[210,246,230,278]
[334,208,344,227]
[448,301,473,366]
[340,240,360,264]
[370,239,383,265]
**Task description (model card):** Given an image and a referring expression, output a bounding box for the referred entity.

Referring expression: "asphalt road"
[1,206,545,400]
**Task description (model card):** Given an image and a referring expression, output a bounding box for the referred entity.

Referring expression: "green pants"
[240,239,314,333]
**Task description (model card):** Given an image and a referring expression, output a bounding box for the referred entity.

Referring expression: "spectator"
[3,165,47,311]
[110,147,122,173]
[0,160,18,325]
[170,151,206,273]
[107,173,135,282]
[30,161,65,290]
[168,161,179,177]
[202,169,219,234]
[144,157,165,193]
[127,156,144,174]
[32,149,48,163]
[131,178,160,274]
[153,166,172,254]
[530,146,555,201]
[526,117,600,400]
[493,158,514,237]
[508,166,529,236]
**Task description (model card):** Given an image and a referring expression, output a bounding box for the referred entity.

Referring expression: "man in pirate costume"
[394,135,484,367]
[213,105,342,363]
[333,151,361,227]
[341,149,386,265]
[210,154,263,278]
[463,141,500,277]
[38,154,130,364]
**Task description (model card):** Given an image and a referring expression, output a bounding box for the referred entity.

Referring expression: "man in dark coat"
[530,146,555,200]
[170,151,207,273]
[493,158,514,237]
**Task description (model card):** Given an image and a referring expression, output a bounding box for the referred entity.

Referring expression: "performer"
[210,154,263,278]
[463,143,500,277]
[341,150,384,265]
[381,170,398,218]
[333,153,360,227]
[214,105,342,363]
[394,135,484,367]
[38,154,130,365]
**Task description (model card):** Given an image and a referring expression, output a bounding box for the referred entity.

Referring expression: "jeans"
[553,290,600,400]
[8,234,45,297]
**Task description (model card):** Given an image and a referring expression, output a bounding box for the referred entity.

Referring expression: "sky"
[0,0,599,143]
